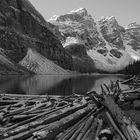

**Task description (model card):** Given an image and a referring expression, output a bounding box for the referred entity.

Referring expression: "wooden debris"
[0,76,140,140]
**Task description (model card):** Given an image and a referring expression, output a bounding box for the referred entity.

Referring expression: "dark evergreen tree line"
[117,60,140,75]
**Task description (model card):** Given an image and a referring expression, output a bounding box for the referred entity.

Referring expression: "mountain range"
[49,8,140,73]
[0,0,140,74]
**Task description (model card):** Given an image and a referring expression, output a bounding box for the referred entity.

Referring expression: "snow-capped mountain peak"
[70,7,88,17]
[49,7,93,22]
[98,16,116,22]
[49,15,59,21]
[49,8,140,73]
[126,22,140,29]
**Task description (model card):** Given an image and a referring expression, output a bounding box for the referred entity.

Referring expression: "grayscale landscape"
[0,0,140,139]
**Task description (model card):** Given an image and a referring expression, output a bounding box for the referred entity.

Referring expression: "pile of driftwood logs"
[0,76,140,140]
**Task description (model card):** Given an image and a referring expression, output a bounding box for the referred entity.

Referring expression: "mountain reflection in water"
[0,74,127,95]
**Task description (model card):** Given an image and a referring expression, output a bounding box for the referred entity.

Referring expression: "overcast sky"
[29,0,140,27]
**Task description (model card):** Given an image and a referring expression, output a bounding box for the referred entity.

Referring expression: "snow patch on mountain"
[70,7,86,13]
[124,41,140,61]
[87,49,132,72]
[126,22,140,29]
[49,15,59,21]
[63,37,82,47]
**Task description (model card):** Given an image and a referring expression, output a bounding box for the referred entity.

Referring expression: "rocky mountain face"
[65,43,99,73]
[50,8,140,72]
[1,0,140,74]
[0,0,73,74]
[0,48,30,74]
[19,48,69,74]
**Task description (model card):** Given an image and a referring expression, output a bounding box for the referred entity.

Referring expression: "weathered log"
[122,95,140,102]
[69,121,85,140]
[4,104,69,132]
[55,117,85,140]
[32,105,93,140]
[57,93,78,102]
[76,115,94,140]
[103,95,140,140]
[105,111,127,140]
[94,118,103,138]
[8,114,37,123]
[1,102,88,139]
[0,100,18,106]
[1,77,140,140]
[55,106,101,140]
[1,100,45,118]
[121,76,136,84]
[19,101,52,115]
[83,118,98,140]
[81,127,90,140]
[0,125,49,140]
[89,82,140,140]
[122,88,140,94]
[0,94,50,100]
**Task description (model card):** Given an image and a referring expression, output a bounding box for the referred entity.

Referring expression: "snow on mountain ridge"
[49,8,140,72]
[49,15,59,21]
[70,7,87,14]
[126,22,140,29]
[98,16,116,23]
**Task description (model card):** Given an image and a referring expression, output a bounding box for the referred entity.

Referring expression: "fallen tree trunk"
[0,102,88,139]
[88,83,140,140]
[32,105,93,140]
[121,76,136,84]
[103,95,140,140]
[55,106,103,140]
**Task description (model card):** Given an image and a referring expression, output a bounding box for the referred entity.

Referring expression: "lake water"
[0,74,140,127]
[0,74,127,95]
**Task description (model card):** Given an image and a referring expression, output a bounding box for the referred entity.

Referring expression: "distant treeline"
[117,60,140,74]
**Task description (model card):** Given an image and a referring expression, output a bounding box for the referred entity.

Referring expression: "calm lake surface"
[0,74,140,126]
[0,74,127,95]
